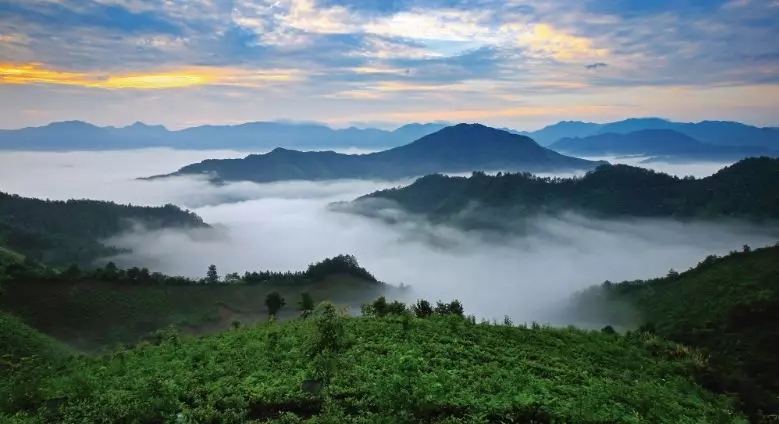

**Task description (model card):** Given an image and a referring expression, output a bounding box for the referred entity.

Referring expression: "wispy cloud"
[0,0,777,128]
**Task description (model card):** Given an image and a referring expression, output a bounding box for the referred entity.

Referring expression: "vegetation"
[0,191,207,267]
[0,256,392,351]
[569,244,779,422]
[149,124,601,183]
[1,298,746,423]
[357,157,779,227]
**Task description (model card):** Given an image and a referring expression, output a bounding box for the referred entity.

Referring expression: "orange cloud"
[0,63,301,89]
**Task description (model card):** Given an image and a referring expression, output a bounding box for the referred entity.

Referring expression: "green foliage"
[362,157,779,226]
[0,191,207,267]
[411,299,434,318]
[299,292,315,318]
[0,306,745,423]
[206,264,219,284]
[572,245,779,421]
[266,292,286,317]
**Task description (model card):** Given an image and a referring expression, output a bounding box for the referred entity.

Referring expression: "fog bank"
[2,149,775,324]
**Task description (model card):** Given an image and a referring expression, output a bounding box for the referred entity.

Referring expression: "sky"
[1,0,778,130]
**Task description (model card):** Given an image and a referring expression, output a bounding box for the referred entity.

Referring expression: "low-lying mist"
[2,149,776,325]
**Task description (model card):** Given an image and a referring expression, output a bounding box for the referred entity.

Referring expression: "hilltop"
[568,244,779,421]
[347,157,779,228]
[549,129,777,161]
[148,124,603,183]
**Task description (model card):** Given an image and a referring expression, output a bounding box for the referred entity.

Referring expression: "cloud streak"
[0,0,777,128]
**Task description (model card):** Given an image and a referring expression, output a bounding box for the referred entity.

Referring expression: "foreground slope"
[349,157,779,227]
[570,245,779,421]
[1,308,744,423]
[148,124,603,183]
[0,191,207,266]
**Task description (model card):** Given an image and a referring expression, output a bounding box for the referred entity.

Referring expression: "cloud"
[3,148,778,325]
[0,0,778,128]
[0,63,302,89]
[586,62,608,70]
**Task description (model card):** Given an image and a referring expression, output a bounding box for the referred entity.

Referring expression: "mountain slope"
[0,120,446,151]
[351,157,779,227]
[1,303,745,423]
[150,124,604,183]
[568,245,779,421]
[0,191,208,266]
[526,118,779,148]
[550,129,777,160]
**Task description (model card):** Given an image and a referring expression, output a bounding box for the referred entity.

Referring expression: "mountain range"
[522,117,779,148]
[549,129,779,161]
[3,117,778,152]
[146,124,605,183]
[0,120,448,151]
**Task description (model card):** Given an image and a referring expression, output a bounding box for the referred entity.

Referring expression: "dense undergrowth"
[1,302,745,424]
[571,244,779,422]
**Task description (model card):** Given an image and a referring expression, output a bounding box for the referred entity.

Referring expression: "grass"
[1,312,745,424]
[0,275,390,351]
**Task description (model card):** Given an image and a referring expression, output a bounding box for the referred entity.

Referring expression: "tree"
[299,292,315,318]
[411,299,434,318]
[266,291,286,317]
[224,272,240,283]
[206,264,219,284]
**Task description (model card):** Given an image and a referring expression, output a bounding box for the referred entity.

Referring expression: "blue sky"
[0,0,777,130]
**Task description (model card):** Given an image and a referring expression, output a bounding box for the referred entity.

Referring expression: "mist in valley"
[2,149,776,325]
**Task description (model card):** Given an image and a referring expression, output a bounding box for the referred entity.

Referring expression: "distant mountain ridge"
[524,117,779,148]
[549,129,779,161]
[147,124,605,183]
[0,120,448,151]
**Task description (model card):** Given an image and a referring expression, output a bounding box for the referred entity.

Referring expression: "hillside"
[148,124,604,183]
[568,245,779,421]
[525,118,779,148]
[348,157,779,228]
[0,191,208,266]
[0,254,390,351]
[0,120,446,151]
[1,301,745,423]
[550,129,777,160]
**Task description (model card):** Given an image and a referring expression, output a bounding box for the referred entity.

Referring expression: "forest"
[355,157,779,227]
[0,191,207,266]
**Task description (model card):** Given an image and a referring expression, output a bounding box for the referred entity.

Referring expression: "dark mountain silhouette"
[0,120,447,151]
[525,118,779,148]
[349,157,779,227]
[550,129,778,160]
[147,124,604,183]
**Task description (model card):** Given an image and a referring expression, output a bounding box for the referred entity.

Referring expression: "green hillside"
[352,157,779,228]
[570,244,779,421]
[0,255,391,351]
[1,303,744,423]
[0,191,208,267]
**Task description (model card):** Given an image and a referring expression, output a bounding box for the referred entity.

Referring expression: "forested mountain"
[524,118,779,148]
[0,120,446,151]
[350,157,779,227]
[149,124,604,183]
[568,244,779,421]
[550,129,778,160]
[0,191,207,266]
